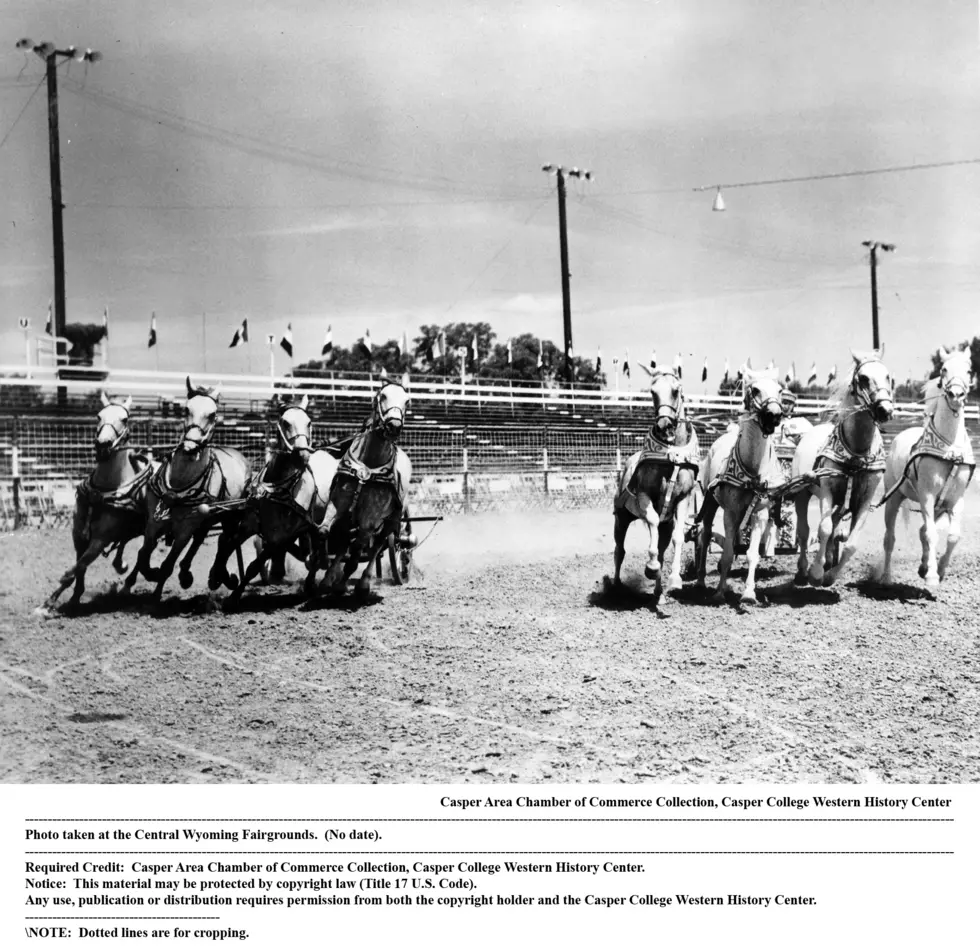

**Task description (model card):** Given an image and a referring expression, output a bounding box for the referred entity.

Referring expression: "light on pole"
[16,37,102,402]
[861,240,895,351]
[542,163,592,382]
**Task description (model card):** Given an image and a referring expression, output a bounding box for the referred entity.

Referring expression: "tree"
[414,322,496,378]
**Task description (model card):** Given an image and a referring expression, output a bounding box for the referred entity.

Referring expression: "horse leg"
[938,496,965,581]
[612,510,630,586]
[713,503,740,604]
[825,494,875,586]
[636,492,661,583]
[881,492,903,585]
[46,537,107,609]
[150,530,193,606]
[695,492,719,589]
[741,506,769,605]
[918,494,941,593]
[807,486,835,585]
[303,534,321,597]
[225,543,274,611]
[112,542,129,575]
[178,525,209,590]
[665,493,690,594]
[794,491,811,585]
[123,529,159,591]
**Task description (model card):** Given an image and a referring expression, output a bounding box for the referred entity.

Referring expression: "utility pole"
[862,240,895,351]
[542,164,591,382]
[16,38,102,402]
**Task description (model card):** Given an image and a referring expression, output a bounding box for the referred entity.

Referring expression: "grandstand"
[1,364,977,528]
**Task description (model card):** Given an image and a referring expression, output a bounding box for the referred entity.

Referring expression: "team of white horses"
[44,347,973,612]
[613,345,975,604]
[44,374,412,612]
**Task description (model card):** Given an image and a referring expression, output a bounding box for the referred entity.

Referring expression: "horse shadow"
[299,589,385,613]
[760,580,842,609]
[849,578,935,603]
[43,588,221,619]
[589,576,669,616]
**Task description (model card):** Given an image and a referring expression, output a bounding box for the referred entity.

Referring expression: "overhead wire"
[0,74,45,151]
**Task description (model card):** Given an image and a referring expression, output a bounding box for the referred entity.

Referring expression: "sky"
[3,0,980,387]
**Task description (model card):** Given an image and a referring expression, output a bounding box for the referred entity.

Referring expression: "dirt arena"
[1,501,978,785]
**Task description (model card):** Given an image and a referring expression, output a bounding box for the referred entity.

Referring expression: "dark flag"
[230,318,249,348]
[321,324,333,357]
[148,312,157,348]
[280,323,293,358]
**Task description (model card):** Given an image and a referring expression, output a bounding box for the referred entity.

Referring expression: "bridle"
[650,369,683,434]
[94,406,131,455]
[372,383,408,439]
[277,406,312,453]
[182,394,219,449]
[850,358,893,413]
[939,361,970,412]
[743,381,783,435]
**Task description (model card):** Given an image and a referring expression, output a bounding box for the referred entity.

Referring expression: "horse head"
[936,346,972,413]
[849,348,894,423]
[182,376,221,454]
[742,369,783,436]
[641,365,683,439]
[95,392,133,461]
[372,373,411,440]
[277,394,313,463]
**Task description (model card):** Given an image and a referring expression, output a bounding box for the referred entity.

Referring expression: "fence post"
[542,443,549,501]
[11,429,22,529]
[615,430,623,475]
[462,443,470,514]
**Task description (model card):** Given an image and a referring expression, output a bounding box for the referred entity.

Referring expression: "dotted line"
[24,850,954,855]
[23,818,953,822]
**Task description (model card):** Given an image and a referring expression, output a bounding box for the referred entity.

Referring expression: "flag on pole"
[746,356,753,371]
[723,357,730,385]
[437,331,446,360]
[507,339,513,365]
[595,347,602,374]
[321,324,333,357]
[45,300,52,335]
[399,328,409,359]
[471,334,478,364]
[280,323,293,358]
[807,361,818,386]
[650,350,657,370]
[102,305,109,339]
[623,349,631,379]
[785,361,796,386]
[148,312,157,349]
[766,358,775,371]
[674,352,683,379]
[701,356,708,383]
[229,318,249,348]
[358,328,373,360]
[827,364,837,386]
[537,342,543,370]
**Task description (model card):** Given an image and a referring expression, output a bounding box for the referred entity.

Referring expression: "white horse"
[612,367,700,597]
[791,349,894,587]
[881,347,975,592]
[695,369,785,605]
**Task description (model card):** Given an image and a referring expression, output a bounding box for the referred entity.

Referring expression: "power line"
[62,78,542,199]
[69,194,547,211]
[0,74,44,151]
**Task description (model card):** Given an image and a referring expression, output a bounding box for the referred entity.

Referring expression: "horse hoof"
[710,590,726,605]
[643,564,661,581]
[114,561,129,575]
[226,573,239,590]
[793,571,808,587]
[925,575,940,594]
[33,605,53,618]
[822,574,836,588]
[178,570,194,590]
[918,564,929,579]
[740,593,758,607]
[665,577,682,596]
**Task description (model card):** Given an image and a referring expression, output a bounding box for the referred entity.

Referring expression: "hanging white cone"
[712,187,726,212]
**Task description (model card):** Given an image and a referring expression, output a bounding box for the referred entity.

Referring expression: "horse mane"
[922,376,943,415]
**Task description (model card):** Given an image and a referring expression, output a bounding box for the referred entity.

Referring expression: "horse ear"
[123,395,133,410]
[100,390,110,407]
[209,385,222,401]
[299,394,309,410]
[877,343,885,359]
[186,376,194,399]
[938,345,950,361]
